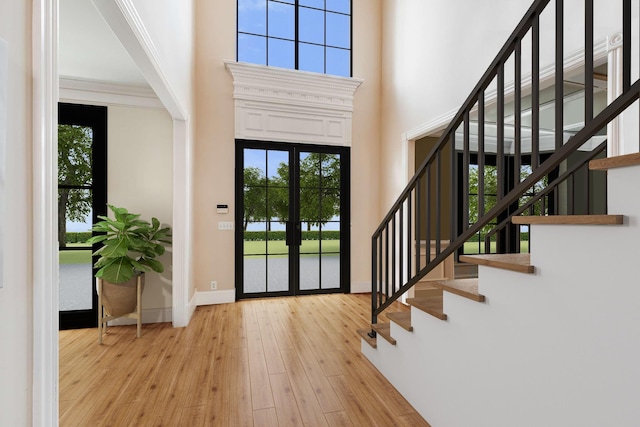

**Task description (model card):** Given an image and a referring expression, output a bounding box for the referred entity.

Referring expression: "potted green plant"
[87,205,172,319]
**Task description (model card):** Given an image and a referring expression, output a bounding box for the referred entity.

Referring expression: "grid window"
[237,0,352,77]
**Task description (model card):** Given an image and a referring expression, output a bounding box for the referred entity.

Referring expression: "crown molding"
[59,76,164,109]
[225,61,363,145]
[225,61,363,112]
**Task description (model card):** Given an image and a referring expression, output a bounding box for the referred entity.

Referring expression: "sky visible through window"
[237,0,351,77]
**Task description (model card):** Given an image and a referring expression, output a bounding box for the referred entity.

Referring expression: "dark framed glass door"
[58,103,107,329]
[235,140,350,299]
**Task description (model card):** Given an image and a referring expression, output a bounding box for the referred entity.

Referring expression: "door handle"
[285,222,302,246]
[286,221,291,246]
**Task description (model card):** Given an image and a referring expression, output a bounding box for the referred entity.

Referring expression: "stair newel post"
[378,229,383,308]
[385,223,389,303]
[399,204,404,292]
[435,149,442,255]
[407,188,412,282]
[392,213,397,297]
[416,177,422,273]
[370,235,378,338]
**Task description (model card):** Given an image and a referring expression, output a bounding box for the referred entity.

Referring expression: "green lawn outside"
[59,243,92,264]
[60,239,529,263]
[463,241,529,254]
[244,239,340,257]
[243,239,529,257]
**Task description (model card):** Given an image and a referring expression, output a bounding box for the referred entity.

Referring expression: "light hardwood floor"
[59,293,431,426]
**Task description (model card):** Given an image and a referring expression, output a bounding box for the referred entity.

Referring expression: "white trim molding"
[225,61,362,145]
[32,0,59,425]
[188,292,197,319]
[91,0,188,120]
[171,118,193,327]
[59,77,163,109]
[91,0,194,328]
[351,282,372,294]
[194,289,236,306]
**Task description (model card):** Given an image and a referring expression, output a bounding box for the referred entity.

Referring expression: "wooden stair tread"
[387,311,413,331]
[371,322,396,345]
[413,282,443,299]
[512,214,623,225]
[357,328,377,348]
[406,297,447,320]
[433,278,485,302]
[459,253,534,274]
[590,152,640,170]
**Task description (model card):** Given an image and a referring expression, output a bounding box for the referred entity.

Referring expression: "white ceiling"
[59,0,149,87]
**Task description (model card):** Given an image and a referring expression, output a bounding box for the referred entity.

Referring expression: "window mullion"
[295,0,299,70]
[266,0,270,66]
[324,1,327,73]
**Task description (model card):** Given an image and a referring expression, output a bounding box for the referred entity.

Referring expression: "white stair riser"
[362,165,640,426]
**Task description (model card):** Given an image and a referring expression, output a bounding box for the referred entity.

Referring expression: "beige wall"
[0,1,32,425]
[194,0,382,293]
[107,106,174,310]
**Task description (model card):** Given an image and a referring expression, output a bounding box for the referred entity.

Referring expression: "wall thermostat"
[216,204,229,214]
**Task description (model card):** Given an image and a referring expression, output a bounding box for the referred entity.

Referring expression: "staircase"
[359,0,640,425]
[360,155,640,425]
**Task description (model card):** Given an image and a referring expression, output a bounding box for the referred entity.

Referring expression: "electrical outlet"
[210,280,217,290]
[218,222,233,230]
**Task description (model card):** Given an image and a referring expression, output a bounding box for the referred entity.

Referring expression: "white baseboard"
[107,306,172,326]
[351,282,372,293]
[188,292,198,318]
[194,289,236,306]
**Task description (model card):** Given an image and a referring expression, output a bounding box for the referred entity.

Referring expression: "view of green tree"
[243,166,267,230]
[58,124,93,248]
[468,164,547,237]
[267,161,289,226]
[299,153,340,229]
[243,153,341,231]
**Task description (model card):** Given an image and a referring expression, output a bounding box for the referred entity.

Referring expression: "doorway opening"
[235,140,350,298]
[58,103,107,329]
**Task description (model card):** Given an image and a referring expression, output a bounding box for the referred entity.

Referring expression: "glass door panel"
[236,141,349,298]
[58,103,107,330]
[241,147,290,295]
[58,188,93,311]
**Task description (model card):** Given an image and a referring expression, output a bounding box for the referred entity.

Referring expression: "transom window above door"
[237,0,352,77]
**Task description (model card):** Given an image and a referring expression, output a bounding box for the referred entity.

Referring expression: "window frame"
[236,0,353,77]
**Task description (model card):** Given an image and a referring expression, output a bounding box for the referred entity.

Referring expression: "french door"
[58,103,107,329]
[235,140,350,299]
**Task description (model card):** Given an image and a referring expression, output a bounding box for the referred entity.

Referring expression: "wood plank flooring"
[59,293,431,427]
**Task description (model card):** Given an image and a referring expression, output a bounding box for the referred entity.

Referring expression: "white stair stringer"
[361,163,640,427]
